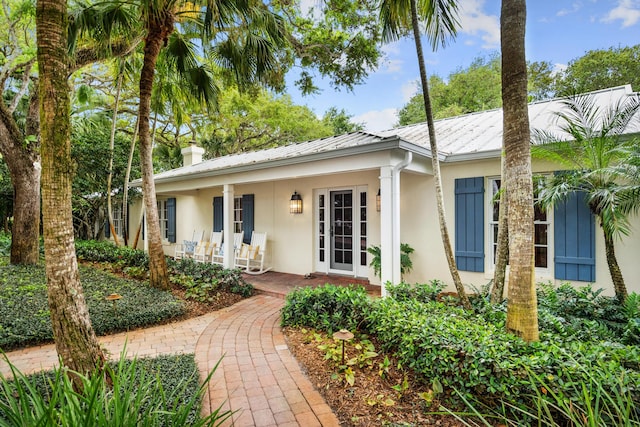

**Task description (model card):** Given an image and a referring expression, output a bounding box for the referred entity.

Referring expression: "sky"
[286,0,640,131]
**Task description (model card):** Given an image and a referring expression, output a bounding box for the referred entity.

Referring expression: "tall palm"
[136,0,287,289]
[36,0,108,387]
[379,0,470,308]
[501,0,538,342]
[533,93,640,302]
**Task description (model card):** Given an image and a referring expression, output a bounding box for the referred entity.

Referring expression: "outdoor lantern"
[290,191,303,214]
[376,189,381,212]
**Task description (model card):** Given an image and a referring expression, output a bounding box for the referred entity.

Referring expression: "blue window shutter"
[213,197,223,232]
[455,177,484,272]
[104,219,111,238]
[167,198,176,243]
[242,194,254,244]
[554,191,595,282]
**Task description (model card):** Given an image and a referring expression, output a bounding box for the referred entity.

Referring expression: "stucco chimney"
[181,141,205,167]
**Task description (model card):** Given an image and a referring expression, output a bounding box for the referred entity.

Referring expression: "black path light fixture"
[290,191,303,214]
[332,329,354,365]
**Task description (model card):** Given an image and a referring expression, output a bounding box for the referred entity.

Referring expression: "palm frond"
[419,0,460,50]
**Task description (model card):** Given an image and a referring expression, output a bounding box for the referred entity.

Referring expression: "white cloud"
[458,0,500,48]
[552,63,568,76]
[557,2,583,17]
[400,80,419,102]
[355,109,398,132]
[602,0,640,27]
[379,58,404,74]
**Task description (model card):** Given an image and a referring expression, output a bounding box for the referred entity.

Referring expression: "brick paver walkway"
[0,293,340,427]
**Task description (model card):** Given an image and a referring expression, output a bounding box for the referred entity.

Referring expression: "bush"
[0,264,185,350]
[281,284,371,333]
[76,239,149,268]
[167,258,253,298]
[0,353,232,426]
[386,280,445,303]
[364,297,640,420]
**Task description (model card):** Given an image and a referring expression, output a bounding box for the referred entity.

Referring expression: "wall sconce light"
[290,191,303,214]
[376,189,381,212]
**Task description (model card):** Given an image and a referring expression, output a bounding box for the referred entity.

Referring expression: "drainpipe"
[380,151,412,297]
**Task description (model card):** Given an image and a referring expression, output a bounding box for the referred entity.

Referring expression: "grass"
[0,352,232,426]
[0,259,185,351]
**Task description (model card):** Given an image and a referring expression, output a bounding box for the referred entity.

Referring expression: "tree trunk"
[603,228,627,302]
[409,0,470,309]
[138,15,174,290]
[122,119,139,246]
[0,92,41,265]
[491,154,509,303]
[501,0,538,342]
[36,0,106,387]
[107,73,124,246]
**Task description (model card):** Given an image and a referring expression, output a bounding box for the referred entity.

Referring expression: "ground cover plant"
[0,259,185,350]
[281,283,640,426]
[0,352,232,426]
[1,240,254,350]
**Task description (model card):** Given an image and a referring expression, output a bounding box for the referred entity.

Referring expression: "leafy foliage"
[281,284,371,334]
[167,258,254,299]
[367,243,414,279]
[385,280,445,303]
[0,261,184,350]
[0,353,232,426]
[282,283,640,423]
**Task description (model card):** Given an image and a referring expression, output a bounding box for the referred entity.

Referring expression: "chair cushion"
[249,245,260,260]
[183,240,197,254]
[239,243,249,258]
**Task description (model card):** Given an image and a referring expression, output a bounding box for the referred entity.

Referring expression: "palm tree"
[379,0,471,308]
[35,0,107,387]
[533,93,640,302]
[501,0,538,342]
[134,0,287,289]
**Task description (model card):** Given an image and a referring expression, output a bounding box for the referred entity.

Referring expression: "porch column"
[379,166,393,297]
[223,184,235,269]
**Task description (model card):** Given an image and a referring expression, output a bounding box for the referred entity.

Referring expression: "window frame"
[486,176,552,274]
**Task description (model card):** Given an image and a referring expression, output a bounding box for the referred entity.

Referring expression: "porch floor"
[242,271,380,299]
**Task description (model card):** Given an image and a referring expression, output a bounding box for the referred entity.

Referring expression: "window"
[233,197,243,233]
[488,177,549,269]
[157,199,169,240]
[112,206,124,237]
[359,191,367,267]
[212,194,254,243]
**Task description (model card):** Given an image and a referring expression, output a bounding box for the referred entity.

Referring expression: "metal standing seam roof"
[146,85,639,183]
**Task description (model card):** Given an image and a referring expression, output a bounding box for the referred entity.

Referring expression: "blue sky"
[286,0,640,131]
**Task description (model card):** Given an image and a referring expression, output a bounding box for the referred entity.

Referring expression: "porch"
[243,271,380,299]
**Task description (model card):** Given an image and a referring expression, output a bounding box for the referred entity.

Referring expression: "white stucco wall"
[132,154,640,297]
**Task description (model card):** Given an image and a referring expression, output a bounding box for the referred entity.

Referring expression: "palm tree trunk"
[138,16,173,290]
[603,230,628,302]
[501,0,538,342]
[107,72,123,246]
[122,119,139,246]
[36,0,106,387]
[409,0,470,309]
[491,155,508,303]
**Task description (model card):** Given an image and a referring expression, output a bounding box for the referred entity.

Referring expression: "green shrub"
[0,353,232,426]
[281,284,371,333]
[364,297,640,419]
[76,240,150,271]
[367,243,414,279]
[386,280,445,303]
[167,258,253,298]
[0,264,184,350]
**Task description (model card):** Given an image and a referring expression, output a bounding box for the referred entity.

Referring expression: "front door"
[330,190,353,271]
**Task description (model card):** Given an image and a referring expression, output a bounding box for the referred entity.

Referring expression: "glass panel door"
[330,190,353,271]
